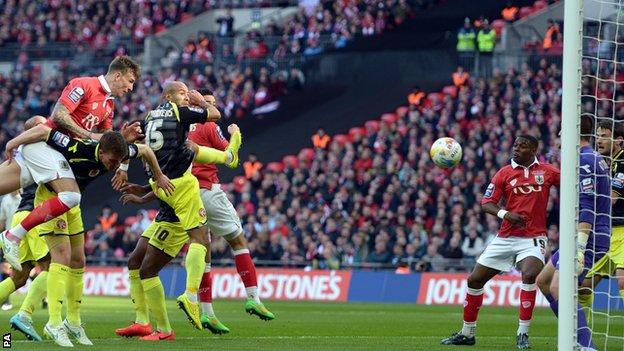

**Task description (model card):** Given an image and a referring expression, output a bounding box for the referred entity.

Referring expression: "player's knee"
[58,191,81,208]
[617,277,624,291]
[10,272,29,289]
[536,274,549,294]
[128,251,143,270]
[70,253,85,268]
[521,272,539,284]
[466,274,485,289]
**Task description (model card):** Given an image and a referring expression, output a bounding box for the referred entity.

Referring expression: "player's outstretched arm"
[482,202,526,227]
[135,144,175,196]
[50,102,94,139]
[188,90,221,122]
[4,124,52,161]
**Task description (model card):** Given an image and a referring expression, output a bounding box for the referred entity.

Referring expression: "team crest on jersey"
[89,169,100,177]
[534,175,544,185]
[67,87,84,103]
[56,219,67,230]
[199,208,206,218]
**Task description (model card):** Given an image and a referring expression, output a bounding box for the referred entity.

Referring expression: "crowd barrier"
[80,267,624,310]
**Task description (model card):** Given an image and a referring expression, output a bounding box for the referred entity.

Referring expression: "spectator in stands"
[407,85,426,109]
[501,2,519,22]
[457,17,476,68]
[98,205,118,231]
[452,66,470,87]
[543,18,561,51]
[312,127,331,149]
[243,153,263,179]
[461,230,485,258]
[367,241,392,265]
[216,8,235,37]
[477,19,496,77]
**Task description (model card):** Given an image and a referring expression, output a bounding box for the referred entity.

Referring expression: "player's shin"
[20,271,47,316]
[141,277,171,333]
[129,269,150,324]
[578,292,593,325]
[518,283,537,335]
[234,249,259,302]
[185,243,207,301]
[0,278,16,303]
[47,263,69,326]
[199,263,214,316]
[462,287,484,337]
[66,267,84,326]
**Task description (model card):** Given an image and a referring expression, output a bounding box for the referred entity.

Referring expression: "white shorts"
[477,235,547,272]
[200,184,242,240]
[15,142,75,187]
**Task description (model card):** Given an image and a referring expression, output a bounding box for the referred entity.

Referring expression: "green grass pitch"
[0,295,623,350]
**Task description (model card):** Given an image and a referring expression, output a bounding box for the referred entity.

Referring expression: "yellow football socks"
[141,276,171,333]
[578,293,593,325]
[20,271,47,316]
[185,243,207,299]
[48,263,69,326]
[129,269,149,324]
[66,267,84,325]
[0,277,16,303]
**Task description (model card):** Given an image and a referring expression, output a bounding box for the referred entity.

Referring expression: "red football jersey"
[188,122,229,188]
[481,159,560,238]
[47,75,114,136]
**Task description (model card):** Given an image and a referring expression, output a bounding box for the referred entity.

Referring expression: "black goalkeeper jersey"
[611,149,624,227]
[144,101,209,179]
[45,129,139,191]
[16,184,37,212]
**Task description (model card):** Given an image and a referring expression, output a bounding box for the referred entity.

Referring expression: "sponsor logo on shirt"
[580,177,594,193]
[216,126,226,141]
[188,106,205,114]
[484,183,495,198]
[613,172,624,189]
[68,87,85,103]
[89,169,100,177]
[52,131,70,147]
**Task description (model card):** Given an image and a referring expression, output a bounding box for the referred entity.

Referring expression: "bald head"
[162,81,190,106]
[24,115,47,130]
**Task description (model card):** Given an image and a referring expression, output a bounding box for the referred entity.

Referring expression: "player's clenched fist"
[504,212,526,227]
[228,124,240,134]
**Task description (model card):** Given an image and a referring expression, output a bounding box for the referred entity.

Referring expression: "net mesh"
[580,0,624,348]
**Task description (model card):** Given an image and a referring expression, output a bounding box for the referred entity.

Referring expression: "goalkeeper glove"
[576,232,589,275]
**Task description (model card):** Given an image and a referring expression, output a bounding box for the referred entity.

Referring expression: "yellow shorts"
[150,171,206,231]
[34,185,84,236]
[141,220,188,258]
[587,226,624,277]
[11,211,48,263]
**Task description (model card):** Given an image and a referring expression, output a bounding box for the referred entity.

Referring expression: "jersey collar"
[97,75,112,95]
[510,157,539,169]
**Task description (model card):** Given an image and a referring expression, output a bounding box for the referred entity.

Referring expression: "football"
[430,137,463,168]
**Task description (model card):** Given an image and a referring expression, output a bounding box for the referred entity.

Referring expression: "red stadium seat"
[349,127,366,138]
[155,24,167,33]
[442,85,458,98]
[282,155,298,168]
[333,134,349,145]
[364,120,380,134]
[147,209,158,220]
[180,13,194,23]
[299,148,315,162]
[396,106,409,117]
[124,216,137,227]
[491,20,506,37]
[267,162,284,173]
[381,113,398,126]
[519,6,532,18]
